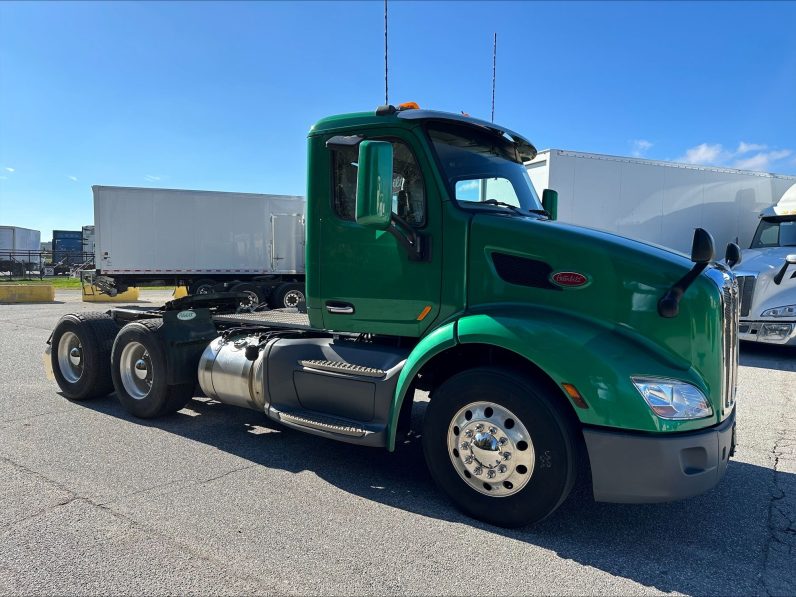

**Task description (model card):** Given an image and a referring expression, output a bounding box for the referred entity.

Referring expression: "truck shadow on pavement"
[740,342,796,372]
[79,394,786,597]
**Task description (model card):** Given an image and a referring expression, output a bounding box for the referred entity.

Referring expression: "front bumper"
[738,320,796,345]
[583,409,736,503]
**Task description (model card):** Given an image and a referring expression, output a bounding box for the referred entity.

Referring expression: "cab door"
[318,130,442,337]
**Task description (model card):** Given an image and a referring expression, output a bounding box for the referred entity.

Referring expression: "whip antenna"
[384,0,389,105]
[491,32,497,122]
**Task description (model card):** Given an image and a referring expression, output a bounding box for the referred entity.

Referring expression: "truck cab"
[736,183,796,345]
[46,104,738,527]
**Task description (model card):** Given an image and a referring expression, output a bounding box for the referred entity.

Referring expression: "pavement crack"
[199,464,256,485]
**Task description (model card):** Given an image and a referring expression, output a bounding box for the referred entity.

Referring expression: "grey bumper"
[583,410,736,503]
[738,320,796,345]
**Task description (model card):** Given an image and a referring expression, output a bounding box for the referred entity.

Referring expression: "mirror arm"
[388,214,427,261]
[657,263,709,318]
[773,261,791,285]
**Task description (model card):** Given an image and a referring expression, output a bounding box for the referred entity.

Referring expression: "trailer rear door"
[271,214,305,273]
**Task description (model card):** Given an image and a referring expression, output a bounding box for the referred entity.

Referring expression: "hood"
[737,247,796,275]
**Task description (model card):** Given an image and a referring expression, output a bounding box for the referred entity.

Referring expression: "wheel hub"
[448,401,534,497]
[119,341,153,400]
[134,358,149,380]
[68,346,82,366]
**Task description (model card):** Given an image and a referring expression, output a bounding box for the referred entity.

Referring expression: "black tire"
[190,278,216,295]
[422,367,578,528]
[271,282,306,309]
[51,312,120,401]
[231,282,263,310]
[111,319,194,418]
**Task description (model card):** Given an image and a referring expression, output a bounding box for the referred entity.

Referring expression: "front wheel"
[422,367,578,527]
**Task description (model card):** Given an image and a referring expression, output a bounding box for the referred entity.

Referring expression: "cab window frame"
[328,134,428,229]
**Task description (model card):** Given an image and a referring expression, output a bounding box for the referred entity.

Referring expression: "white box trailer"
[93,186,307,308]
[527,150,796,254]
[0,225,41,253]
[0,226,41,275]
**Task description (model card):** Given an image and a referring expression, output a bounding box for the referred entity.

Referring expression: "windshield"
[751,217,796,248]
[427,122,543,213]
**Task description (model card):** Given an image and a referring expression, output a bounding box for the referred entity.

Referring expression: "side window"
[331,139,426,227]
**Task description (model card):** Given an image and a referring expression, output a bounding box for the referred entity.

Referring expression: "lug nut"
[464,455,474,464]
[474,466,483,476]
[460,442,470,450]
[489,426,498,434]
[499,437,508,445]
[502,452,511,461]
[465,429,474,438]
[475,423,484,431]
[487,469,496,479]
[498,464,507,473]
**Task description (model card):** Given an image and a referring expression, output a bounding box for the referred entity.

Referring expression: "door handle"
[326,301,354,314]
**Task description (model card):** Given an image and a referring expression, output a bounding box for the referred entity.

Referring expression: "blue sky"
[1,0,795,240]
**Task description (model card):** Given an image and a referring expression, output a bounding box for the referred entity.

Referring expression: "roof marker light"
[398,102,420,111]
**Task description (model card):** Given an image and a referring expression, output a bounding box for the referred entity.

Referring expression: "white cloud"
[630,139,653,157]
[736,142,767,154]
[144,174,161,181]
[678,143,727,165]
[733,149,792,172]
[67,175,78,182]
[677,142,793,172]
[4,167,14,173]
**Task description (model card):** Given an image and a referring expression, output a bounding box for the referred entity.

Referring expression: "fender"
[387,305,716,450]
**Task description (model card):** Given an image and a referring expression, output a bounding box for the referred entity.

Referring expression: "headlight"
[761,304,796,318]
[631,377,713,420]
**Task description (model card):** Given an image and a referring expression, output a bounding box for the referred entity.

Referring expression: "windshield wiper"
[528,209,550,217]
[482,199,520,209]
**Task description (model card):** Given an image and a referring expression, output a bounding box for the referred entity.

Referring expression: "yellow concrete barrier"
[0,284,55,303]
[82,284,140,302]
[173,286,189,298]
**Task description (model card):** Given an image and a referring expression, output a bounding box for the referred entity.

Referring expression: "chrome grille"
[721,275,739,413]
[736,275,756,317]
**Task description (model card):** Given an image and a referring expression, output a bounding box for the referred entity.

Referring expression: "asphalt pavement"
[0,289,794,595]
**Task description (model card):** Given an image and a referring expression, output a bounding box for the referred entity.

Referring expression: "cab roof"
[309,106,537,161]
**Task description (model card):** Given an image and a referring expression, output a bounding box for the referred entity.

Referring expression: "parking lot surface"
[1,290,794,595]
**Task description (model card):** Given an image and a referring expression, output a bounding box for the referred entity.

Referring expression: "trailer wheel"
[422,367,578,528]
[231,282,263,311]
[272,283,305,309]
[191,279,216,295]
[111,319,194,418]
[51,312,120,401]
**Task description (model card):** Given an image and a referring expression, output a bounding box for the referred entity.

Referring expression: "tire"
[190,278,216,295]
[271,282,305,309]
[422,367,578,528]
[231,282,263,310]
[111,319,194,418]
[51,312,120,401]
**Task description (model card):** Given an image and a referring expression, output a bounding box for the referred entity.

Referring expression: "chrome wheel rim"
[447,401,535,497]
[57,331,83,383]
[237,290,259,311]
[119,341,153,400]
[283,289,304,308]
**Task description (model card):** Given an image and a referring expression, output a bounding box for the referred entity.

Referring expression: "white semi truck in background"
[527,149,796,254]
[90,186,307,309]
[734,183,796,345]
[0,225,41,275]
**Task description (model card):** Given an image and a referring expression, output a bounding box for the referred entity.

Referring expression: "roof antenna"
[491,32,497,123]
[384,0,389,105]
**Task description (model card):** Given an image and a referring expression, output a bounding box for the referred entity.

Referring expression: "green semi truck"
[45,104,739,527]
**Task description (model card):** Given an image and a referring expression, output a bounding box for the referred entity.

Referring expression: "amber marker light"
[562,383,589,409]
[416,305,432,321]
[398,101,420,110]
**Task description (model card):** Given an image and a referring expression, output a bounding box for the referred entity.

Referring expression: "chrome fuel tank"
[198,335,267,411]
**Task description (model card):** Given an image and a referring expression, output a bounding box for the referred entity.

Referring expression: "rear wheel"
[422,367,578,527]
[272,282,305,309]
[111,319,194,418]
[231,282,263,311]
[51,312,119,400]
[190,278,216,296]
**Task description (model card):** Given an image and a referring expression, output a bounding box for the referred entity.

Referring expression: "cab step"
[298,359,385,378]
[272,407,387,447]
